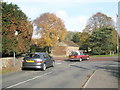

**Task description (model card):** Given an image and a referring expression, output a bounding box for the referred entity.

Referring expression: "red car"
[69,51,89,62]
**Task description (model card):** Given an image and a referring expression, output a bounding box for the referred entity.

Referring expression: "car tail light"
[69,55,72,58]
[74,56,78,58]
[37,61,42,63]
[70,55,76,58]
[75,56,77,58]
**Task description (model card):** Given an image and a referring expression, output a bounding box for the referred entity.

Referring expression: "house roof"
[56,41,79,47]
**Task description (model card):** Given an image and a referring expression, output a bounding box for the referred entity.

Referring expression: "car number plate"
[71,56,75,58]
[26,60,34,62]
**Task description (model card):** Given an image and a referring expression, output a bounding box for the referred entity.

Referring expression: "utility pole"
[116,1,120,54]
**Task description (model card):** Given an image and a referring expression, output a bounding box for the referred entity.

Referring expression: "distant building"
[52,41,79,56]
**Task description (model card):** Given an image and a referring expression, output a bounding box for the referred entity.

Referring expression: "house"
[52,41,79,56]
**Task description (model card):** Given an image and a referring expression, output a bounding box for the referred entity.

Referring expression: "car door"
[47,55,53,66]
[46,54,53,66]
[43,54,49,67]
[80,53,86,59]
[45,54,53,67]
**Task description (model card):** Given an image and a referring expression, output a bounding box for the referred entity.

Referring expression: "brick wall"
[52,46,67,56]
[52,46,79,56]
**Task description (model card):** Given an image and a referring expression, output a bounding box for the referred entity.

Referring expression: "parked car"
[69,51,89,62]
[22,52,55,71]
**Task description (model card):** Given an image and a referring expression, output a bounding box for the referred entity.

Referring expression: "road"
[2,56,119,89]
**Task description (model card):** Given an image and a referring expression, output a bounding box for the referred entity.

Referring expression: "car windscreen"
[25,54,40,58]
[80,53,84,55]
[70,52,78,55]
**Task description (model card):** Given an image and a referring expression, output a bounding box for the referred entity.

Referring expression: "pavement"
[83,69,119,88]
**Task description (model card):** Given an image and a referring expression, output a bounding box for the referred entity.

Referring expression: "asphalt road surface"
[2,56,119,89]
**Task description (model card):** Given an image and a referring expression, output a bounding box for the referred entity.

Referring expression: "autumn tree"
[78,32,90,51]
[72,32,90,52]
[33,13,67,50]
[83,12,114,34]
[2,2,33,56]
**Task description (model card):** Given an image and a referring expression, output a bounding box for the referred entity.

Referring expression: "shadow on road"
[70,65,90,70]
[64,59,88,62]
[94,61,119,79]
[64,59,79,62]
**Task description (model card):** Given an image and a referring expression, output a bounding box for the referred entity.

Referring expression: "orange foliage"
[33,13,67,47]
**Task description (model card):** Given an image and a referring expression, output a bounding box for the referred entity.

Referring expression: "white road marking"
[69,62,78,66]
[6,71,53,88]
[108,65,118,67]
[56,63,62,65]
[82,70,97,88]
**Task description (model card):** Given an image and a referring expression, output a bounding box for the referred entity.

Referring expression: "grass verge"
[91,54,118,57]
[0,66,20,74]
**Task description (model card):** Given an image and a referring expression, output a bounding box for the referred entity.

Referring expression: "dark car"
[69,51,89,62]
[22,52,55,71]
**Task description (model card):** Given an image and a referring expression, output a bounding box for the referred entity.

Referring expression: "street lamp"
[13,30,18,66]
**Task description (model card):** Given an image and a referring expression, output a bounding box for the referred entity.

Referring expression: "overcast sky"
[4,0,119,32]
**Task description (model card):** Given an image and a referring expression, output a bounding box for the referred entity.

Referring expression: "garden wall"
[0,57,23,70]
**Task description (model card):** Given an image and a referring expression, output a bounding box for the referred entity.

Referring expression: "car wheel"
[79,58,82,62]
[52,61,55,67]
[21,67,25,70]
[42,63,46,71]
